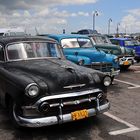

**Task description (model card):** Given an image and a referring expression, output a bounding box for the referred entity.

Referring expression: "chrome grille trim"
[49,97,96,107]
[63,84,86,89]
[34,88,101,106]
[91,62,113,71]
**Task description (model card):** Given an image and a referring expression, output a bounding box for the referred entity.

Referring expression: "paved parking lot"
[0,64,140,140]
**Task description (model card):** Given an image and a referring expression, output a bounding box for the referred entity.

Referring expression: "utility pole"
[93,11,98,31]
[108,18,112,35]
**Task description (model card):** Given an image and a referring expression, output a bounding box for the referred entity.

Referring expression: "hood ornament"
[63,84,86,89]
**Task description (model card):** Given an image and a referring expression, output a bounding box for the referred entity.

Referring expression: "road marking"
[128,86,140,89]
[131,65,140,68]
[134,71,140,73]
[104,112,139,135]
[114,79,140,89]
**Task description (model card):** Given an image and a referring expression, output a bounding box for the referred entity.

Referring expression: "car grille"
[35,89,103,117]
[87,62,113,72]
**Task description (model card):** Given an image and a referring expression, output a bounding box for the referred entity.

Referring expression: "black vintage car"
[0,36,110,128]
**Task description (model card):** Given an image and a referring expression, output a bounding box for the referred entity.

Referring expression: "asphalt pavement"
[0,64,140,140]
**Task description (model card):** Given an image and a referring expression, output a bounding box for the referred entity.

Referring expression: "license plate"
[71,109,88,121]
[123,61,129,65]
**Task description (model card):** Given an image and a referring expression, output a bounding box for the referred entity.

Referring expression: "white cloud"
[77,11,89,16]
[120,9,140,33]
[127,9,140,17]
[12,12,21,17]
[36,9,50,17]
[0,0,98,34]
[0,0,98,11]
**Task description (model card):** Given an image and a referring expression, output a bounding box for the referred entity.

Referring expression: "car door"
[78,38,105,62]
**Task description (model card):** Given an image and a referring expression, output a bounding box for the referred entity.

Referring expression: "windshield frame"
[5,41,64,62]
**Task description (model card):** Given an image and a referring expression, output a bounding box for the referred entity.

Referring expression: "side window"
[61,39,80,48]
[0,45,4,61]
[111,40,120,46]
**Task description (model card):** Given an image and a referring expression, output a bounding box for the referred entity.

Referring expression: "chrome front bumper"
[103,69,120,77]
[13,89,110,128]
[119,56,136,66]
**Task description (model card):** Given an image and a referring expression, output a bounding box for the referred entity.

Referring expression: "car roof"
[88,33,102,37]
[40,34,90,41]
[0,36,56,46]
[111,38,130,41]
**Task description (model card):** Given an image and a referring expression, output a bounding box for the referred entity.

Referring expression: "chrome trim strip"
[49,97,96,107]
[13,101,110,127]
[103,70,120,77]
[34,89,102,106]
[25,83,39,98]
[63,84,86,89]
[119,56,135,64]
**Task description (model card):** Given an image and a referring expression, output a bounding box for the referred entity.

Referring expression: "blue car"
[41,34,120,81]
[110,38,140,62]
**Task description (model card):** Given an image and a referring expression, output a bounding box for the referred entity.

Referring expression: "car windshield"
[61,38,93,48]
[92,35,112,45]
[124,40,136,46]
[131,40,140,46]
[0,33,4,36]
[7,42,63,61]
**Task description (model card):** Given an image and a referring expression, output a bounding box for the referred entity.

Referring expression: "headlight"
[78,60,84,65]
[132,49,136,55]
[114,57,118,63]
[103,76,112,86]
[25,83,39,98]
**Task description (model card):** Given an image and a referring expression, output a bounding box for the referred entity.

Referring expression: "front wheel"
[120,65,131,70]
[111,76,115,84]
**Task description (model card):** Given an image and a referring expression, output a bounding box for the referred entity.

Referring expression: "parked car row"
[45,34,120,80]
[0,28,138,128]
[88,34,135,70]
[110,38,140,62]
[74,29,138,68]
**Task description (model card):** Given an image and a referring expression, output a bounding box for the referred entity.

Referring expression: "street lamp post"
[116,23,120,35]
[93,11,98,31]
[108,18,112,35]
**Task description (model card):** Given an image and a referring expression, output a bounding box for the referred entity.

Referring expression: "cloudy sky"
[0,0,140,34]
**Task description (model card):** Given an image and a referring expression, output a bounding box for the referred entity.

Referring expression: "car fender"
[0,67,33,104]
[65,55,91,65]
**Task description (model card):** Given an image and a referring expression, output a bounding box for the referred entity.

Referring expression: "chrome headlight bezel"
[132,49,136,55]
[25,83,39,98]
[78,59,84,66]
[114,57,119,63]
[103,76,112,86]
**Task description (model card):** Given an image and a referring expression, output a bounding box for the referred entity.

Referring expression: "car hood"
[5,58,103,93]
[95,44,122,54]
